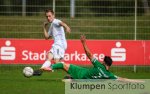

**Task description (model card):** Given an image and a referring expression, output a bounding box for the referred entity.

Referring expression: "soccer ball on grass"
[23,67,34,78]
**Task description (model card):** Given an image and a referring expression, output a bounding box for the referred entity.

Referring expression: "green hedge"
[0,0,149,16]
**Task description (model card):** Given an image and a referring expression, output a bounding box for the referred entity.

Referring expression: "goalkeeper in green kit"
[48,35,144,82]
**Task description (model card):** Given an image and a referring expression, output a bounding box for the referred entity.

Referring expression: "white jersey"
[48,19,67,50]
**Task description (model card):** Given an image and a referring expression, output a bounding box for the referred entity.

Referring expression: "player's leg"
[50,62,72,82]
[40,44,62,71]
[52,63,86,79]
[50,45,67,70]
[62,63,73,82]
[53,45,65,64]
[33,45,61,76]
[51,62,70,71]
[33,52,53,76]
[40,52,53,71]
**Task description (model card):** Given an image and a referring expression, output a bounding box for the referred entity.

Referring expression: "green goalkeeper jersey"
[83,58,117,79]
[68,58,117,79]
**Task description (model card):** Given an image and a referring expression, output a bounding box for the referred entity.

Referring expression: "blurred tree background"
[0,0,149,17]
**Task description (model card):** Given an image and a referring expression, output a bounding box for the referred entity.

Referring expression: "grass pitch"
[0,65,150,94]
[0,65,66,94]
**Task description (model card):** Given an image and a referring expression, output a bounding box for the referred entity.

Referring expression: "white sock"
[41,61,51,68]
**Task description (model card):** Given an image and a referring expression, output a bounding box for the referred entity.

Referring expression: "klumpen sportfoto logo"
[65,79,149,94]
[0,40,16,60]
[69,81,145,91]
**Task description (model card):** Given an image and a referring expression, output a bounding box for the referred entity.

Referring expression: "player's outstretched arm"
[116,77,145,83]
[80,35,93,61]
[60,22,71,33]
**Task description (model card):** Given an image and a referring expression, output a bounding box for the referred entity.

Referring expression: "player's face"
[45,12,54,22]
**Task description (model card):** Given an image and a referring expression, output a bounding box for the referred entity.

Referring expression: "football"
[23,67,34,77]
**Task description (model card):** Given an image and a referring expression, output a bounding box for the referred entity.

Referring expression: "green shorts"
[67,64,88,79]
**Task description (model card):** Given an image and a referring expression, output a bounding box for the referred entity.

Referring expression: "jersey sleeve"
[91,58,104,68]
[53,19,62,26]
[109,74,118,79]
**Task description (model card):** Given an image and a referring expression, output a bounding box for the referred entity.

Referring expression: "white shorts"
[49,45,65,59]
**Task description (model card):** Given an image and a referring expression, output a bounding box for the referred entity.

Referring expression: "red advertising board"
[145,41,150,65]
[0,39,150,65]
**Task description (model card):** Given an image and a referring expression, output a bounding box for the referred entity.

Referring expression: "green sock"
[51,63,64,70]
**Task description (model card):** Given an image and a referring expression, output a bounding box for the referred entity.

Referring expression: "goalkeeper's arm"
[80,35,93,61]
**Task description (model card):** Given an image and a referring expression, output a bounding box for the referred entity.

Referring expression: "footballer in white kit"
[33,9,71,74]
[48,18,67,60]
